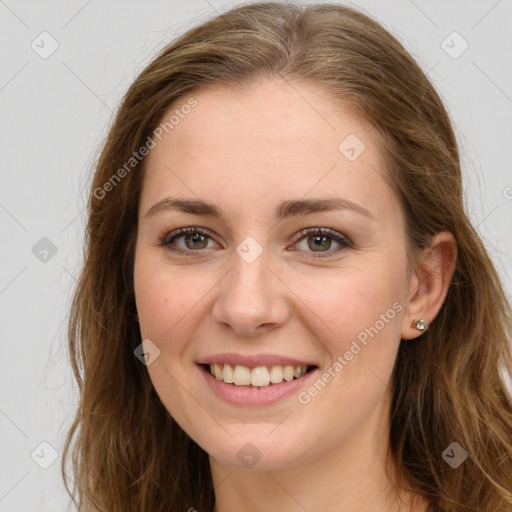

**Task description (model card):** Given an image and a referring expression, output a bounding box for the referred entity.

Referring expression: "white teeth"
[222,363,234,383]
[233,365,251,386]
[209,363,310,387]
[269,365,283,383]
[251,366,270,387]
[283,365,295,381]
[214,363,223,380]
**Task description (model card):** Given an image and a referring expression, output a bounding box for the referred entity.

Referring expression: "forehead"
[147,78,382,166]
[140,78,396,225]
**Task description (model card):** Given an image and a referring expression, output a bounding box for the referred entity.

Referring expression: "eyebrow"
[144,196,374,221]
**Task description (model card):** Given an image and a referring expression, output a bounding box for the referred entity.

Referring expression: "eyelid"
[293,226,351,244]
[160,226,216,244]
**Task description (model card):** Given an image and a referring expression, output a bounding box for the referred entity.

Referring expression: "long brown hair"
[61,3,512,510]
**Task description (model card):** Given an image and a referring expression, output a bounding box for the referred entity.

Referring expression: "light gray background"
[1,0,511,510]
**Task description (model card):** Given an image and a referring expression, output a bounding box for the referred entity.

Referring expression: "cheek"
[298,264,405,350]
[292,261,406,424]
[134,254,182,340]
[292,269,405,438]
[133,251,220,354]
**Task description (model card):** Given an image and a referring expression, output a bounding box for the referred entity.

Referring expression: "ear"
[401,231,457,340]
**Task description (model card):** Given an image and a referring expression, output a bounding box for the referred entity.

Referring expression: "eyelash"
[158,226,352,258]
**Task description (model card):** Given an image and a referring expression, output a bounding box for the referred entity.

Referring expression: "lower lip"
[198,365,319,406]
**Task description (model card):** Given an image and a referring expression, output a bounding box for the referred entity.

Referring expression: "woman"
[62,2,512,511]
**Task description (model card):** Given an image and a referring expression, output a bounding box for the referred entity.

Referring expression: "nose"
[211,247,290,337]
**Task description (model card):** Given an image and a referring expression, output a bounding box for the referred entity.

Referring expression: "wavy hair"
[61,2,512,511]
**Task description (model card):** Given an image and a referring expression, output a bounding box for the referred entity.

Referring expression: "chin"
[201,429,311,472]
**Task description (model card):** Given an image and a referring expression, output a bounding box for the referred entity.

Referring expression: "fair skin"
[133,78,456,512]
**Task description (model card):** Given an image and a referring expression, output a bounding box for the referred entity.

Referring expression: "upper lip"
[196,353,317,368]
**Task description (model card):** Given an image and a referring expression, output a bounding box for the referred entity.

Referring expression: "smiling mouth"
[203,363,317,387]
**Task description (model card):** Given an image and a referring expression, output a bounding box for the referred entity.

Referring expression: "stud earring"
[411,318,428,332]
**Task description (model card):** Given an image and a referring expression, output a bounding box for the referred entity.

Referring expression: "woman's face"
[134,78,414,471]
